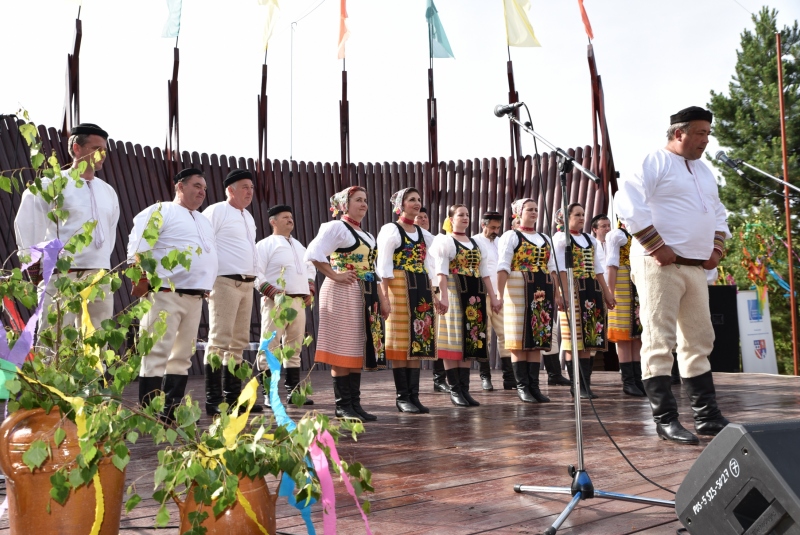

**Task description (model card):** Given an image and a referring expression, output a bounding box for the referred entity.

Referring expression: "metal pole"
[776,32,799,375]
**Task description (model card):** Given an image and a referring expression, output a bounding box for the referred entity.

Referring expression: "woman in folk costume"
[553,203,616,399]
[431,204,499,407]
[497,198,563,403]
[605,219,646,397]
[305,186,389,422]
[377,187,438,414]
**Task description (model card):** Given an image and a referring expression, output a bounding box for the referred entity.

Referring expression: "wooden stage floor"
[1,369,798,534]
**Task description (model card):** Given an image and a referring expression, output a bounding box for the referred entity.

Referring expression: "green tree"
[708,7,800,374]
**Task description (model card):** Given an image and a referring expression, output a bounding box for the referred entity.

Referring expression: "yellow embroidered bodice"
[392,223,427,274]
[449,238,481,277]
[511,231,550,272]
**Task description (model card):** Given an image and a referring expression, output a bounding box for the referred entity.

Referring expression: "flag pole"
[776,32,799,375]
[505,47,522,163]
[60,13,82,136]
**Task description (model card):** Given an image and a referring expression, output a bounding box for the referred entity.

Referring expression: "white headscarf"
[390,188,412,215]
[330,186,362,218]
[511,198,535,219]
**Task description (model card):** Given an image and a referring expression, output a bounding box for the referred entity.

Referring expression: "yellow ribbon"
[78,270,107,383]
[28,379,104,535]
[236,488,269,535]
[442,218,453,235]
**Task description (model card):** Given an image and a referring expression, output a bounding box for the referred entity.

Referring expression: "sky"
[2,0,799,190]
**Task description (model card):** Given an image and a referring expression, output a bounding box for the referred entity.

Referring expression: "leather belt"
[68,268,103,273]
[285,293,308,299]
[158,288,206,297]
[674,256,705,267]
[221,274,256,283]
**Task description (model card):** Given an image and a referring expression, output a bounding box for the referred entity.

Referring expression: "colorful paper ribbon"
[79,269,107,383]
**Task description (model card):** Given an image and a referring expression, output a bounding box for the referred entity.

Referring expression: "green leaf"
[112,454,130,471]
[166,428,178,445]
[155,504,170,527]
[54,427,66,447]
[154,465,168,486]
[126,431,139,444]
[0,175,11,193]
[49,471,70,505]
[125,494,142,514]
[22,439,49,471]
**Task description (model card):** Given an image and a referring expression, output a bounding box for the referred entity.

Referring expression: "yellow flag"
[259,0,280,50]
[503,0,541,47]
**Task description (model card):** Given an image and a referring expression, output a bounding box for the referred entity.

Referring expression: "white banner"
[736,290,778,374]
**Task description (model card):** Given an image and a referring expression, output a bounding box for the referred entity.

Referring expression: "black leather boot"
[527,362,550,403]
[619,362,646,397]
[204,363,224,416]
[407,368,429,413]
[566,361,592,399]
[392,367,420,413]
[349,373,377,421]
[285,367,314,406]
[432,359,450,392]
[479,359,493,391]
[642,375,699,445]
[138,376,164,408]
[223,366,264,414]
[500,357,516,390]
[683,371,729,436]
[332,375,362,420]
[632,361,645,394]
[511,361,536,403]
[544,353,571,386]
[446,368,469,407]
[160,374,189,424]
[579,358,599,399]
[459,367,480,406]
[671,356,682,385]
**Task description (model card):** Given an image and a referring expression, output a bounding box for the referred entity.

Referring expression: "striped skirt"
[437,274,488,361]
[608,265,641,342]
[560,277,607,352]
[315,277,386,370]
[503,270,555,351]
[386,270,436,361]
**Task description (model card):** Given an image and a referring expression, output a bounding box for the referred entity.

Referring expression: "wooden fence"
[0,115,612,373]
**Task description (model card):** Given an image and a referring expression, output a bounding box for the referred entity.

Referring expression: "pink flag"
[337,0,350,59]
[578,0,594,40]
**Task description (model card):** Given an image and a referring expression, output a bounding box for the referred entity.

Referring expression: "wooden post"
[776,32,799,375]
[165,47,180,182]
[257,62,269,202]
[427,67,439,204]
[60,18,82,136]
[339,68,350,185]
[505,59,523,165]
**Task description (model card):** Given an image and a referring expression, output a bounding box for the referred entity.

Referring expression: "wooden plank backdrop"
[0,116,613,373]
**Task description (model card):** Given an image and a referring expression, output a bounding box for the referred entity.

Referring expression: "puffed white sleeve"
[552,232,568,272]
[422,229,438,283]
[305,259,317,281]
[590,236,605,275]
[496,231,519,273]
[604,230,626,268]
[126,204,161,261]
[106,185,120,252]
[201,203,224,236]
[254,238,274,290]
[431,234,455,276]
[14,188,51,256]
[544,234,558,273]
[478,240,492,279]
[305,221,352,264]
[376,224,400,280]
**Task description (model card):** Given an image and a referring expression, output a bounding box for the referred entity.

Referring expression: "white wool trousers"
[140,292,203,377]
[205,276,255,366]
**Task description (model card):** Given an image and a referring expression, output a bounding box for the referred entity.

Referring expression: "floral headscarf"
[511,198,535,219]
[554,208,564,233]
[329,186,363,217]
[390,188,412,215]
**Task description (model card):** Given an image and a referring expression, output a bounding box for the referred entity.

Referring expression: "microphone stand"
[503,115,675,535]
[736,158,800,195]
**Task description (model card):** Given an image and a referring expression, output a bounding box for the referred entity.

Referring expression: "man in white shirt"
[202,169,264,416]
[14,123,119,335]
[615,106,730,445]
[255,205,317,406]
[128,168,218,422]
[472,211,516,391]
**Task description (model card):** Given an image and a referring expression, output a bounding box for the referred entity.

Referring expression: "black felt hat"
[224,169,253,187]
[71,123,109,139]
[670,106,713,125]
[268,204,292,218]
[174,168,204,184]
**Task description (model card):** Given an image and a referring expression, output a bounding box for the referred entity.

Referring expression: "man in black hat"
[254,205,317,406]
[615,106,730,445]
[15,123,119,333]
[128,168,218,421]
[201,169,264,415]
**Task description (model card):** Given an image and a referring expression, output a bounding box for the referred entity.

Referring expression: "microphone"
[715,150,744,176]
[494,102,525,117]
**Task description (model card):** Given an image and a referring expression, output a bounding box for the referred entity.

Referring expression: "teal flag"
[426,0,454,59]
[162,0,182,38]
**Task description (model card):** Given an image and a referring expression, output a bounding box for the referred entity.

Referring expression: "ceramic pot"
[0,408,126,535]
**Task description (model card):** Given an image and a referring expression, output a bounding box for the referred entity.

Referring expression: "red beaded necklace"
[569,229,582,235]
[452,231,466,236]
[398,215,415,226]
[341,215,361,228]
[519,226,535,232]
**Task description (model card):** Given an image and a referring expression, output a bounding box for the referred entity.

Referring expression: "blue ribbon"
[258,333,316,535]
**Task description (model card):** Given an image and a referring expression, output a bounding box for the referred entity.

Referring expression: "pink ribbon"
[309,430,373,535]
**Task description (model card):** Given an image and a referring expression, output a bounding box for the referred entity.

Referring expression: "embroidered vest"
[570,232,596,279]
[330,222,377,281]
[511,231,550,272]
[392,223,427,274]
[449,237,481,277]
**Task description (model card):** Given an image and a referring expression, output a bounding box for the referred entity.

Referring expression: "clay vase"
[175,475,278,534]
[0,408,126,535]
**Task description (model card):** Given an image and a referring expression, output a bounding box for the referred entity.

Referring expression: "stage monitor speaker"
[708,285,741,373]
[676,420,800,534]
